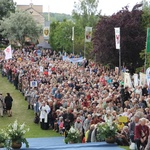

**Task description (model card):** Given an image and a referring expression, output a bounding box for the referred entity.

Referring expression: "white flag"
[72,27,74,41]
[4,45,12,60]
[139,72,146,86]
[85,27,92,42]
[133,73,139,87]
[146,67,150,86]
[124,73,133,88]
[114,27,120,49]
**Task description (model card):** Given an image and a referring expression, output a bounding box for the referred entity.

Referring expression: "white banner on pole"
[72,27,74,41]
[85,27,92,42]
[43,26,50,38]
[114,27,120,49]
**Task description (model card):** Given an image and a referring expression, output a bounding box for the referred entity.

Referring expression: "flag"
[139,72,146,86]
[4,45,12,60]
[146,67,150,85]
[133,73,139,87]
[72,27,74,41]
[114,27,120,49]
[146,28,150,53]
[43,26,50,39]
[85,27,92,42]
[124,73,133,88]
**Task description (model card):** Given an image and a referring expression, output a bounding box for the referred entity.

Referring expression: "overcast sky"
[14,0,143,15]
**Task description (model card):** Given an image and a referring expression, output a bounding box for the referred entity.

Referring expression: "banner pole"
[73,39,74,55]
[84,41,86,58]
[145,28,149,73]
[119,48,121,74]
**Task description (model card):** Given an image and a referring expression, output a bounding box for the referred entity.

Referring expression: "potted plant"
[64,126,81,144]
[7,120,30,149]
[0,130,7,148]
[97,121,118,143]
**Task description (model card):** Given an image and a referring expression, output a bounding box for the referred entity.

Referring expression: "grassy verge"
[0,76,59,138]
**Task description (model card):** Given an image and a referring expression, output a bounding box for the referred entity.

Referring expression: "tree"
[50,20,74,53]
[72,0,101,57]
[72,0,100,28]
[0,10,42,47]
[0,0,16,20]
[49,21,60,50]
[93,4,146,70]
[0,0,16,44]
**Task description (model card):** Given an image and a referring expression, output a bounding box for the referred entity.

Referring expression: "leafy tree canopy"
[0,10,42,47]
[93,4,146,70]
[72,0,100,28]
[0,0,16,20]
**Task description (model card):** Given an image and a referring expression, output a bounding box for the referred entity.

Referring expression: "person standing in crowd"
[129,115,140,143]
[134,118,149,150]
[63,107,74,137]
[39,101,51,130]
[4,93,13,117]
[0,93,4,117]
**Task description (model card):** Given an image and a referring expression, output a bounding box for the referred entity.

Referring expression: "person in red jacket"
[134,118,149,150]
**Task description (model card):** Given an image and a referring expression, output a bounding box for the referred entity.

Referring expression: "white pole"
[84,41,86,58]
[48,6,50,21]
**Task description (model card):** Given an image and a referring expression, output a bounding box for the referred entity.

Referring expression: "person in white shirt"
[39,101,51,130]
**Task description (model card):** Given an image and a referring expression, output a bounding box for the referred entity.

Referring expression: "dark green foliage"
[93,5,146,69]
[0,0,16,20]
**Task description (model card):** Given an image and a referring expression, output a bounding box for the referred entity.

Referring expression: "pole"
[73,39,74,55]
[144,48,147,73]
[145,28,149,73]
[119,48,121,74]
[84,41,86,58]
[48,6,50,22]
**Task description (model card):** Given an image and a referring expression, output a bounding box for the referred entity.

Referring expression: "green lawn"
[0,76,59,138]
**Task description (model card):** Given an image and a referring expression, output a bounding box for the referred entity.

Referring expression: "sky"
[14,0,143,15]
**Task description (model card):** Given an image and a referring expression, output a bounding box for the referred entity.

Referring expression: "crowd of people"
[0,48,150,150]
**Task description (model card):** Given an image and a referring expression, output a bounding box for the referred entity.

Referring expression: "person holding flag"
[4,45,12,60]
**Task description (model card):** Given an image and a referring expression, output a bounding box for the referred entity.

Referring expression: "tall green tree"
[50,20,86,55]
[136,0,150,72]
[0,11,42,47]
[0,0,16,20]
[51,20,74,53]
[49,21,60,50]
[0,0,16,44]
[72,0,101,57]
[72,0,100,27]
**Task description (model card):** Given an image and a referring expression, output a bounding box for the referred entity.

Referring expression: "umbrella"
[37,41,51,49]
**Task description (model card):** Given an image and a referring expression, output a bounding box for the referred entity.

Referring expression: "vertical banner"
[43,26,50,39]
[124,73,133,88]
[133,73,139,87]
[85,27,92,42]
[146,28,150,53]
[146,67,150,85]
[72,27,74,41]
[4,45,12,60]
[114,27,120,49]
[139,72,146,86]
